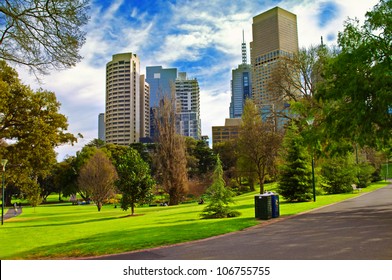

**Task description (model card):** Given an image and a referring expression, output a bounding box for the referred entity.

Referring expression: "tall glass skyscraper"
[146,66,178,139]
[230,32,252,119]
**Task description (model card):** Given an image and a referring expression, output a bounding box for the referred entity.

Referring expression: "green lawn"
[0,181,388,259]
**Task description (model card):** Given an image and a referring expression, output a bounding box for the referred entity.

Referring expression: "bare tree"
[237,99,283,194]
[267,46,328,123]
[77,150,118,211]
[154,89,188,205]
[0,0,89,75]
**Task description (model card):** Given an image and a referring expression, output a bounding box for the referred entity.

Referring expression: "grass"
[0,181,388,260]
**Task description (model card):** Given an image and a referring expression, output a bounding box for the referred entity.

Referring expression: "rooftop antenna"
[241,30,247,64]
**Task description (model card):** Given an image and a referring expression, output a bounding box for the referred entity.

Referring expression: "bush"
[320,154,358,194]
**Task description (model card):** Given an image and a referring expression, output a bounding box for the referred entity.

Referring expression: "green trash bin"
[254,194,272,220]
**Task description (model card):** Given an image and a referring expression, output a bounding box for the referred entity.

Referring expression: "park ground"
[0,181,389,259]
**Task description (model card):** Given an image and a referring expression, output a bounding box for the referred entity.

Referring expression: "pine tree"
[278,123,313,201]
[201,155,240,219]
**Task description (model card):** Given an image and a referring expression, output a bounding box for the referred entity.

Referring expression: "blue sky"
[19,0,379,161]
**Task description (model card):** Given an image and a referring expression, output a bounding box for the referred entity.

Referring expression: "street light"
[1,159,8,225]
[306,118,316,202]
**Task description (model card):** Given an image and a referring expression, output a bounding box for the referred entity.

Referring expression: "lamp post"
[306,118,316,202]
[1,159,8,225]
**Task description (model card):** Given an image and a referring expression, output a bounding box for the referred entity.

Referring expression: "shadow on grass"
[7,217,258,259]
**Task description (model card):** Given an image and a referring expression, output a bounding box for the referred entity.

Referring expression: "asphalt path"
[91,184,392,260]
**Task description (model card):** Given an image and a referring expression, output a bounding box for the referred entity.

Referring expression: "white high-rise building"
[105,53,149,145]
[175,72,201,140]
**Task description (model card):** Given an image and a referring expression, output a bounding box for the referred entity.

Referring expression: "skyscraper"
[146,66,178,139]
[98,113,105,141]
[175,72,201,140]
[250,7,298,121]
[230,31,252,118]
[105,52,148,145]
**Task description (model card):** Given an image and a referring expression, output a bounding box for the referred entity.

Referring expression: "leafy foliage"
[320,154,358,194]
[317,0,392,147]
[116,148,155,215]
[237,99,282,194]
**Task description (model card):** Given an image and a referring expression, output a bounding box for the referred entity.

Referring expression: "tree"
[77,150,118,211]
[201,155,239,219]
[317,0,392,147]
[154,91,188,205]
[237,99,282,194]
[0,61,76,203]
[0,0,89,74]
[116,148,155,216]
[320,153,358,194]
[278,123,313,202]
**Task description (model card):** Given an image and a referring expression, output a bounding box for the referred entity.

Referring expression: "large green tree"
[0,61,76,204]
[0,0,89,74]
[116,148,155,215]
[237,99,282,194]
[317,0,392,147]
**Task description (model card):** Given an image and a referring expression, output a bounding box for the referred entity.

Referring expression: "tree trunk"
[131,203,135,216]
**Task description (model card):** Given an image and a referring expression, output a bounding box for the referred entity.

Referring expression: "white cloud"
[13,0,382,159]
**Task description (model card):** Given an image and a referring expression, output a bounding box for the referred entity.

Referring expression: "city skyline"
[15,0,379,161]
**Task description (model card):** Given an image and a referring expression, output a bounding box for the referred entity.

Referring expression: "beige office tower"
[105,53,146,145]
[250,7,298,115]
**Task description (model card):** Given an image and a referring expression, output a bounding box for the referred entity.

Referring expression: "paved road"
[92,184,392,260]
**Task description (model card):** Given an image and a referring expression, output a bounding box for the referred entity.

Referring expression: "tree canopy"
[0,0,89,74]
[0,61,76,200]
[317,0,392,147]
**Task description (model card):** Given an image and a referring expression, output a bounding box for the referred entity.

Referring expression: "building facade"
[146,66,178,139]
[212,118,242,147]
[230,32,252,119]
[250,7,298,125]
[105,52,148,145]
[175,72,201,140]
[98,113,105,141]
[139,74,150,139]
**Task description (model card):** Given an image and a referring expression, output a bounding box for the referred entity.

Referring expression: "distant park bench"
[352,184,362,193]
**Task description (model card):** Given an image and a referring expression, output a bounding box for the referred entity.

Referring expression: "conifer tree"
[278,123,313,201]
[201,155,240,219]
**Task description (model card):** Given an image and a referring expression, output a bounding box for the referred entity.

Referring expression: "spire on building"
[241,30,247,64]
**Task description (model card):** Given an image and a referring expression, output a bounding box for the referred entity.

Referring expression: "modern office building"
[250,7,298,124]
[229,32,252,118]
[98,113,105,141]
[146,66,178,139]
[212,118,242,147]
[139,74,150,139]
[175,72,201,140]
[105,52,148,145]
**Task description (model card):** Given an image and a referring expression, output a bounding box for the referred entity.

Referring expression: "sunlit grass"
[0,181,388,259]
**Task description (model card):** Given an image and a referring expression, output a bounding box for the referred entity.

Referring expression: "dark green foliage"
[358,162,376,188]
[317,0,392,147]
[201,156,240,219]
[278,123,313,202]
[320,154,358,194]
[116,148,155,215]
